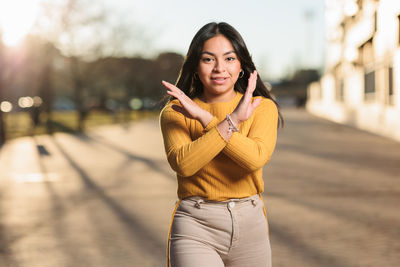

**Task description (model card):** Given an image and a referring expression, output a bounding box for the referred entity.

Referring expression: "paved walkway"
[0,108,399,267]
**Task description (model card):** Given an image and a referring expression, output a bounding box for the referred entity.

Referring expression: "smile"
[211,77,228,84]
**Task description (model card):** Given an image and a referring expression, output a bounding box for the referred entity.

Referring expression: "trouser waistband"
[182,194,260,209]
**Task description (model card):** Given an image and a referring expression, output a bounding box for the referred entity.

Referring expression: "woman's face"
[197,34,241,103]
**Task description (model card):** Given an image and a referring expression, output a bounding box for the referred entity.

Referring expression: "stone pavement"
[0,108,399,267]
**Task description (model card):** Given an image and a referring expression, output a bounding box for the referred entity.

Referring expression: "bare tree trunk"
[0,78,5,145]
[70,56,86,132]
[0,40,6,145]
[41,57,54,134]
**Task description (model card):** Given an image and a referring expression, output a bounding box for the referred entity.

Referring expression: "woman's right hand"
[162,80,213,128]
[230,71,261,125]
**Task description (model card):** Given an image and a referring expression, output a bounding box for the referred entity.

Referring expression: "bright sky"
[105,0,326,79]
[0,0,326,80]
[0,0,41,46]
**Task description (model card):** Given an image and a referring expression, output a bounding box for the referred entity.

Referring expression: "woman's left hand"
[230,70,261,125]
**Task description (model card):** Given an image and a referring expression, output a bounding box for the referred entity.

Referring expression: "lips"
[211,77,228,84]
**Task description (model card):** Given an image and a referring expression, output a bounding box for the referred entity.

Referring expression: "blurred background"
[0,0,399,267]
[0,0,326,142]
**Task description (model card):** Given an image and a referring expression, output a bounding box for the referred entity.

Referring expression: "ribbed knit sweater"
[159,92,278,201]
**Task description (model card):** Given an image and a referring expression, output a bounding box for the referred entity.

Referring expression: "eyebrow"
[201,50,236,56]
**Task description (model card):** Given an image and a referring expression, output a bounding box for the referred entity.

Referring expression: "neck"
[200,90,237,104]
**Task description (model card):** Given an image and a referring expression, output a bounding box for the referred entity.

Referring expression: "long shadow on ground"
[49,136,166,260]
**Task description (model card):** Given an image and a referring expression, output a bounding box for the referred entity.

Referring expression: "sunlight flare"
[0,0,41,46]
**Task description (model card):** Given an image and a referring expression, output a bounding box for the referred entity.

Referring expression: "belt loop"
[194,199,204,209]
[251,199,257,206]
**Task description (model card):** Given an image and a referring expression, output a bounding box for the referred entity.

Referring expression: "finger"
[166,89,182,99]
[162,80,175,90]
[244,72,257,101]
[249,71,258,93]
[162,80,177,89]
[162,81,179,94]
[163,82,188,101]
[162,80,186,96]
[247,72,256,90]
[244,73,253,95]
[245,72,258,104]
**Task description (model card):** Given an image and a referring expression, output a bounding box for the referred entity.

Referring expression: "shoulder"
[160,99,180,113]
[254,97,278,115]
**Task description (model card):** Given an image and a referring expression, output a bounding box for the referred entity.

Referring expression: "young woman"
[160,22,282,267]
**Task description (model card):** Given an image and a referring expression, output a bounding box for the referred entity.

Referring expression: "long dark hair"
[171,22,283,126]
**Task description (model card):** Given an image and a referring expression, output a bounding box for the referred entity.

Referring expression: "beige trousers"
[169,194,271,267]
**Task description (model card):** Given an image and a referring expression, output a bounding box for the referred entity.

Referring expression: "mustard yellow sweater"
[159,92,278,201]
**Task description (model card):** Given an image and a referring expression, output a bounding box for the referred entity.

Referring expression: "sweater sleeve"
[222,98,278,171]
[159,102,227,177]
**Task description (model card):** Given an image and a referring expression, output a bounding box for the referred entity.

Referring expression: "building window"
[389,66,394,96]
[398,15,400,45]
[360,38,375,101]
[387,66,394,105]
[364,70,375,96]
[334,64,344,102]
[336,79,345,102]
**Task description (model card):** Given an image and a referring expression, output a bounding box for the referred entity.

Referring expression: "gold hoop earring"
[239,70,244,78]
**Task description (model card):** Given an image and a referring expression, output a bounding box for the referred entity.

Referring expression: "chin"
[207,84,234,92]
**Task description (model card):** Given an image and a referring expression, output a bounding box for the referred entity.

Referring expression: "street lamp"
[0,101,12,112]
[18,96,34,109]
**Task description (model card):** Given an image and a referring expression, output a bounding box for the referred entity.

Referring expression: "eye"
[226,56,236,62]
[201,57,214,63]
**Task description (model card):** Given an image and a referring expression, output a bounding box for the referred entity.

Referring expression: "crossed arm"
[160,70,278,177]
[160,98,278,177]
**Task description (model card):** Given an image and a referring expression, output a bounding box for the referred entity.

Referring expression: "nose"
[213,59,225,73]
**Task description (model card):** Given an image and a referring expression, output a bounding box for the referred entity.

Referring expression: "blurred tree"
[155,52,184,83]
[0,34,25,143]
[20,36,59,133]
[35,0,113,131]
[154,52,184,105]
[0,32,5,144]
[85,52,184,112]
[40,43,56,133]
[272,68,320,107]
[70,56,88,131]
[35,0,153,131]
[60,0,101,131]
[0,0,184,141]
[291,69,320,84]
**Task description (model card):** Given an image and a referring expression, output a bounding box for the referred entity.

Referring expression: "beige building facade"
[307,0,400,141]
